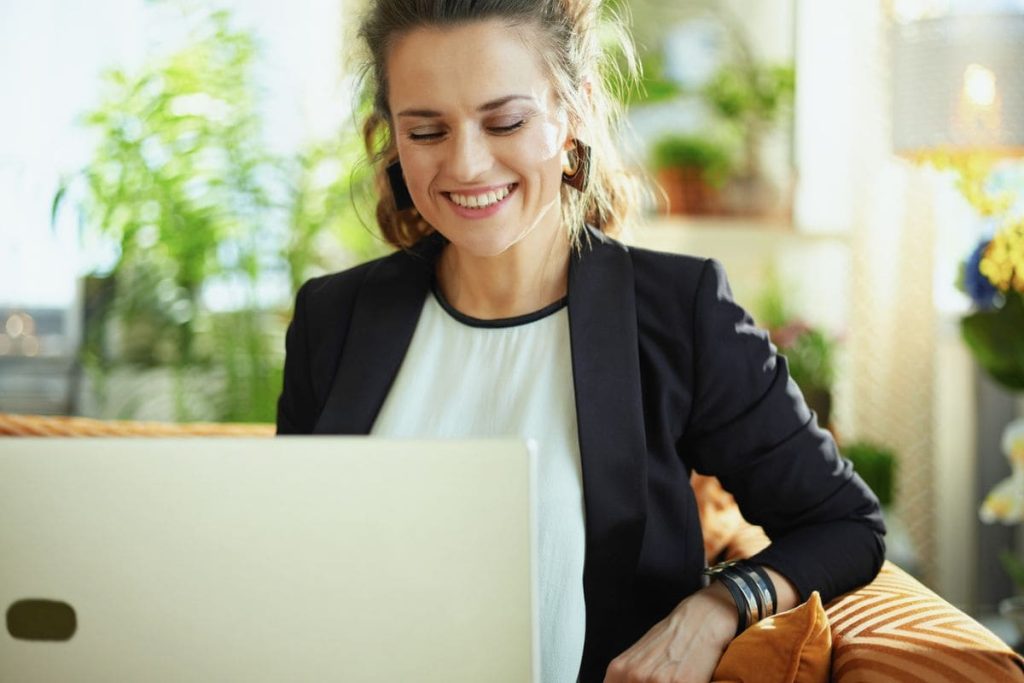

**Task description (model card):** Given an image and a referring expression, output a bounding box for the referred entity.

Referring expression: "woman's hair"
[356,0,649,249]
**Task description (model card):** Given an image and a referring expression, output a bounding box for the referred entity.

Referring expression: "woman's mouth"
[444,183,517,218]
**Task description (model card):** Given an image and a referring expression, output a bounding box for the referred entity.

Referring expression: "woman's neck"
[436,227,571,320]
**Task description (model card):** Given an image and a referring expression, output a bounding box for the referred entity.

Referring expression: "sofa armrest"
[826,561,1024,682]
[691,473,1024,681]
[0,412,274,437]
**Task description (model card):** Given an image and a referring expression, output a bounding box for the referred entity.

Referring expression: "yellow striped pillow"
[827,562,1024,682]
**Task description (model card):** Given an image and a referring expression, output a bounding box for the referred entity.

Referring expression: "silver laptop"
[0,437,538,682]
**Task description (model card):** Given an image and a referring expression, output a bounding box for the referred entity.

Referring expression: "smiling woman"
[276,2,887,683]
[386,20,577,317]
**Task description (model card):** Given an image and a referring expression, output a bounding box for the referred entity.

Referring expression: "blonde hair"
[357,0,649,249]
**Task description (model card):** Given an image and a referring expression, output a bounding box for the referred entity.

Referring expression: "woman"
[276,1,886,681]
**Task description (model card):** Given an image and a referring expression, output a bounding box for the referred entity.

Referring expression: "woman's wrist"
[674,581,740,648]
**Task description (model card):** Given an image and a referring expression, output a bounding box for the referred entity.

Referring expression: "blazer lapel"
[313,234,445,434]
[569,228,649,653]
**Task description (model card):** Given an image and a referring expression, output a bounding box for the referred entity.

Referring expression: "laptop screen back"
[1,437,538,682]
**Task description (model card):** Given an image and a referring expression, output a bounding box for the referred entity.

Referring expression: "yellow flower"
[923,152,1016,217]
[980,218,1024,293]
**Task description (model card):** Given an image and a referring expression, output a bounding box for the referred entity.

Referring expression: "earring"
[386,160,415,211]
[561,138,592,193]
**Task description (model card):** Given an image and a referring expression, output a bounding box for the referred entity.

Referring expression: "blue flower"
[964,239,999,309]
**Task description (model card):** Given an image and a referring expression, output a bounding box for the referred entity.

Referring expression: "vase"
[656,167,720,216]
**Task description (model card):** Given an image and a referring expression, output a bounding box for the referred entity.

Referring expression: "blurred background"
[2,0,1023,640]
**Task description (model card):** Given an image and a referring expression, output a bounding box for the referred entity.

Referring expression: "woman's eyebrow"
[395,94,535,119]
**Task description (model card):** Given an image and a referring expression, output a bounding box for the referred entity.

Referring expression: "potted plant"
[650,133,735,215]
[844,441,896,509]
[769,322,837,429]
[702,61,795,216]
[53,6,379,422]
[755,276,838,430]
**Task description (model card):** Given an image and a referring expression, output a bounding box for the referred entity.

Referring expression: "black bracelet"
[706,564,760,635]
[738,562,777,617]
[715,570,751,636]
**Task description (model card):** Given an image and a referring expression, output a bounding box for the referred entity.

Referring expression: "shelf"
[622,215,853,336]
[625,215,850,252]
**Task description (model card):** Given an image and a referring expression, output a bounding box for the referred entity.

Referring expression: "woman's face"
[386,20,571,258]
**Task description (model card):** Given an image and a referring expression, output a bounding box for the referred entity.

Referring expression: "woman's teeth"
[449,184,513,209]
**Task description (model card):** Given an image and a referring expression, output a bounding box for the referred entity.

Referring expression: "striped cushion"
[826,562,1024,682]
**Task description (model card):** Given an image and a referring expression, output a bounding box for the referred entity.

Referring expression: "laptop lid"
[0,437,538,682]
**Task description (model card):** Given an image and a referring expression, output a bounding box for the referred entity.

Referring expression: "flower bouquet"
[959,216,1024,391]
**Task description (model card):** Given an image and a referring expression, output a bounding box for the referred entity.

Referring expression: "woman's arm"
[277,280,316,434]
[607,257,883,682]
[680,258,886,602]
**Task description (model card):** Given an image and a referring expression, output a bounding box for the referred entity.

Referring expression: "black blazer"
[277,226,886,681]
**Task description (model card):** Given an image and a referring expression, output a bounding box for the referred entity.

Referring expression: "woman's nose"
[446,127,493,181]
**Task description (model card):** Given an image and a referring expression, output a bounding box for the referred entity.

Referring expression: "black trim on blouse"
[431,281,568,329]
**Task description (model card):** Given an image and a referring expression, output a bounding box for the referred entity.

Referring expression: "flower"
[1004,419,1024,468]
[962,238,1000,309]
[980,418,1024,524]
[959,217,1024,391]
[980,216,1024,294]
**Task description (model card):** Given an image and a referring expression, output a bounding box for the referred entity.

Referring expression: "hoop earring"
[561,138,591,193]
[386,160,414,211]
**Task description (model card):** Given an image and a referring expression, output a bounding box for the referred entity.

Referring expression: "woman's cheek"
[400,152,433,201]
[535,120,566,161]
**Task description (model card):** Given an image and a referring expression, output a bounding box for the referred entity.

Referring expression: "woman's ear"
[580,74,594,101]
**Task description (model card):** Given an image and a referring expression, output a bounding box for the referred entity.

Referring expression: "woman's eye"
[489,120,526,135]
[408,130,444,141]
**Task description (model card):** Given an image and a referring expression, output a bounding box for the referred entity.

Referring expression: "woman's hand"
[604,565,799,683]
[603,581,737,683]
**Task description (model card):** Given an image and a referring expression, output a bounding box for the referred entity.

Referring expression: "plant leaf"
[961,292,1024,391]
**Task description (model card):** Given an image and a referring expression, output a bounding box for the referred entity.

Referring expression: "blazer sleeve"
[679,258,886,604]
[277,280,316,434]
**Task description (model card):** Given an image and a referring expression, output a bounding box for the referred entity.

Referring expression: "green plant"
[755,274,837,393]
[781,327,836,394]
[53,9,275,369]
[286,135,382,295]
[53,5,380,422]
[650,134,735,188]
[843,441,896,508]
[999,551,1024,590]
[704,62,795,128]
[703,61,795,178]
[958,216,1024,391]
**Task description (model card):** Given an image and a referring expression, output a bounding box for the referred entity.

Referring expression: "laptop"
[0,437,538,682]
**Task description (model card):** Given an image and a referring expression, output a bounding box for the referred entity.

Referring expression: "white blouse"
[371,287,587,683]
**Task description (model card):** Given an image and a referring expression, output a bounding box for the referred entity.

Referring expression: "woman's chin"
[436,225,525,260]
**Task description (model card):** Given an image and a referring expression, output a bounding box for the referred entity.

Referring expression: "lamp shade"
[891,12,1024,158]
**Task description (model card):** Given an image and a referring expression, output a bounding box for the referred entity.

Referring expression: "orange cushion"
[827,562,1024,682]
[713,591,831,683]
[692,473,770,563]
